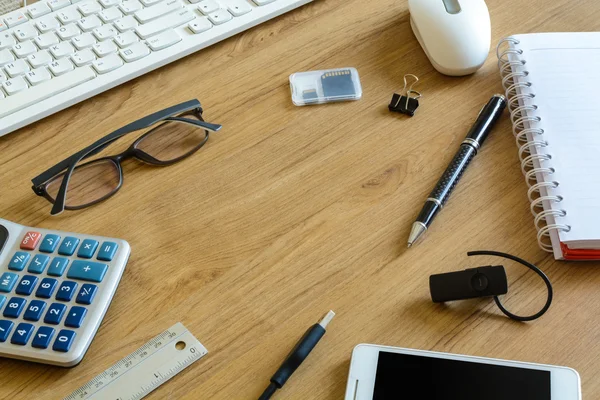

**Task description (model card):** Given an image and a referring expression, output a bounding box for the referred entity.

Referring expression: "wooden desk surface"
[2,0,600,398]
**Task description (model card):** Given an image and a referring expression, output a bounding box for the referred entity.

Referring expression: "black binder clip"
[388,74,422,116]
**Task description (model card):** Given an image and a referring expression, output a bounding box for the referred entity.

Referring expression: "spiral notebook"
[497,32,600,261]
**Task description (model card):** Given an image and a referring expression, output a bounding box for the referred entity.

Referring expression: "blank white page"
[513,33,600,248]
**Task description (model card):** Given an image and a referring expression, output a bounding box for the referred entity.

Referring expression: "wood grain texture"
[1,0,600,398]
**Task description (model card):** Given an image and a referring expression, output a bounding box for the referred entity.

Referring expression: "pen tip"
[407,242,413,248]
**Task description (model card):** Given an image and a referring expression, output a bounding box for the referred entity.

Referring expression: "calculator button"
[44,303,67,324]
[56,281,78,301]
[67,260,108,282]
[20,231,42,250]
[11,323,35,345]
[76,284,97,305]
[28,254,50,274]
[97,241,118,261]
[53,329,76,352]
[0,320,14,342]
[77,239,98,259]
[47,257,69,277]
[65,306,87,328]
[23,300,46,321]
[0,296,5,309]
[0,272,19,293]
[58,237,80,256]
[8,252,30,271]
[3,297,27,318]
[36,278,58,298]
[32,326,55,349]
[15,275,39,296]
[39,234,61,253]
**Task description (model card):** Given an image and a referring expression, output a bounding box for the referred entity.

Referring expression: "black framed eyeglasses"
[31,99,222,215]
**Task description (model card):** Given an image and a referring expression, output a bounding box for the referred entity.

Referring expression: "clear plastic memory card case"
[290,68,362,106]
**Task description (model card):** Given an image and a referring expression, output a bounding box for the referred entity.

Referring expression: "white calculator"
[0,218,130,366]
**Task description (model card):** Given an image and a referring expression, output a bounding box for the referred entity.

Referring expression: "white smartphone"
[345,344,581,400]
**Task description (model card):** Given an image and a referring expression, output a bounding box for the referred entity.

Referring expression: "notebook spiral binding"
[497,37,572,252]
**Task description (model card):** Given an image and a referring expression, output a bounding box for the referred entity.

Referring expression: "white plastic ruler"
[64,323,207,400]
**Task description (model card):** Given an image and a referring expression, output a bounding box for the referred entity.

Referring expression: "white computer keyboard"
[0,0,312,137]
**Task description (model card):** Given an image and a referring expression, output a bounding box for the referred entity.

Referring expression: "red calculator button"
[20,232,42,250]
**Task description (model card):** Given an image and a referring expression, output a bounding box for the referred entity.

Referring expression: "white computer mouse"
[408,0,491,76]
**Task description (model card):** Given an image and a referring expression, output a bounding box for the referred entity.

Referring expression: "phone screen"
[373,351,551,400]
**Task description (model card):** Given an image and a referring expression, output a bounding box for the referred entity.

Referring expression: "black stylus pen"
[407,94,507,247]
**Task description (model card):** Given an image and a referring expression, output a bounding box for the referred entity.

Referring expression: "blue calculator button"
[3,297,26,318]
[36,278,58,299]
[76,284,97,305]
[65,306,87,328]
[47,257,69,277]
[8,252,30,271]
[67,260,108,283]
[58,237,80,256]
[0,296,5,309]
[23,300,46,321]
[44,303,67,325]
[97,242,118,261]
[77,239,99,259]
[32,326,55,349]
[15,275,39,296]
[28,254,50,274]
[0,320,14,342]
[53,329,76,352]
[0,272,19,293]
[56,281,78,302]
[11,323,34,345]
[39,234,61,253]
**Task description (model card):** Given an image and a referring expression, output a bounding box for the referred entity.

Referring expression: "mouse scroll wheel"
[442,0,461,14]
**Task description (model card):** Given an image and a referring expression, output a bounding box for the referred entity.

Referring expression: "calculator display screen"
[0,224,8,255]
[373,351,551,400]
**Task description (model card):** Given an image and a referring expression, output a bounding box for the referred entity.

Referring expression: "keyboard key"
[58,237,80,256]
[57,7,82,24]
[15,275,39,296]
[5,11,28,28]
[67,260,108,282]
[32,326,55,349]
[65,306,87,327]
[49,58,75,76]
[72,32,97,49]
[39,234,61,253]
[0,320,14,342]
[0,33,16,50]
[3,297,26,318]
[26,67,52,87]
[72,49,96,66]
[23,300,46,321]
[114,15,138,32]
[79,0,103,16]
[8,252,30,271]
[92,54,124,74]
[11,323,34,345]
[92,40,118,57]
[114,31,138,48]
[57,23,81,40]
[27,2,52,18]
[120,42,150,62]
[13,23,39,41]
[36,278,58,298]
[28,254,50,274]
[76,284,97,305]
[56,281,78,301]
[34,32,60,48]
[208,9,233,25]
[97,241,118,261]
[93,24,118,41]
[50,41,76,59]
[147,29,182,50]
[48,0,71,11]
[136,9,193,39]
[197,0,219,14]
[20,231,42,250]
[119,0,143,15]
[44,303,67,324]
[225,0,252,16]
[27,50,54,68]
[77,15,103,32]
[135,0,183,23]
[0,66,96,119]
[188,17,212,34]
[36,15,61,33]
[99,7,123,22]
[53,329,76,352]
[13,40,38,58]
[0,48,15,65]
[0,272,19,293]
[2,76,28,95]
